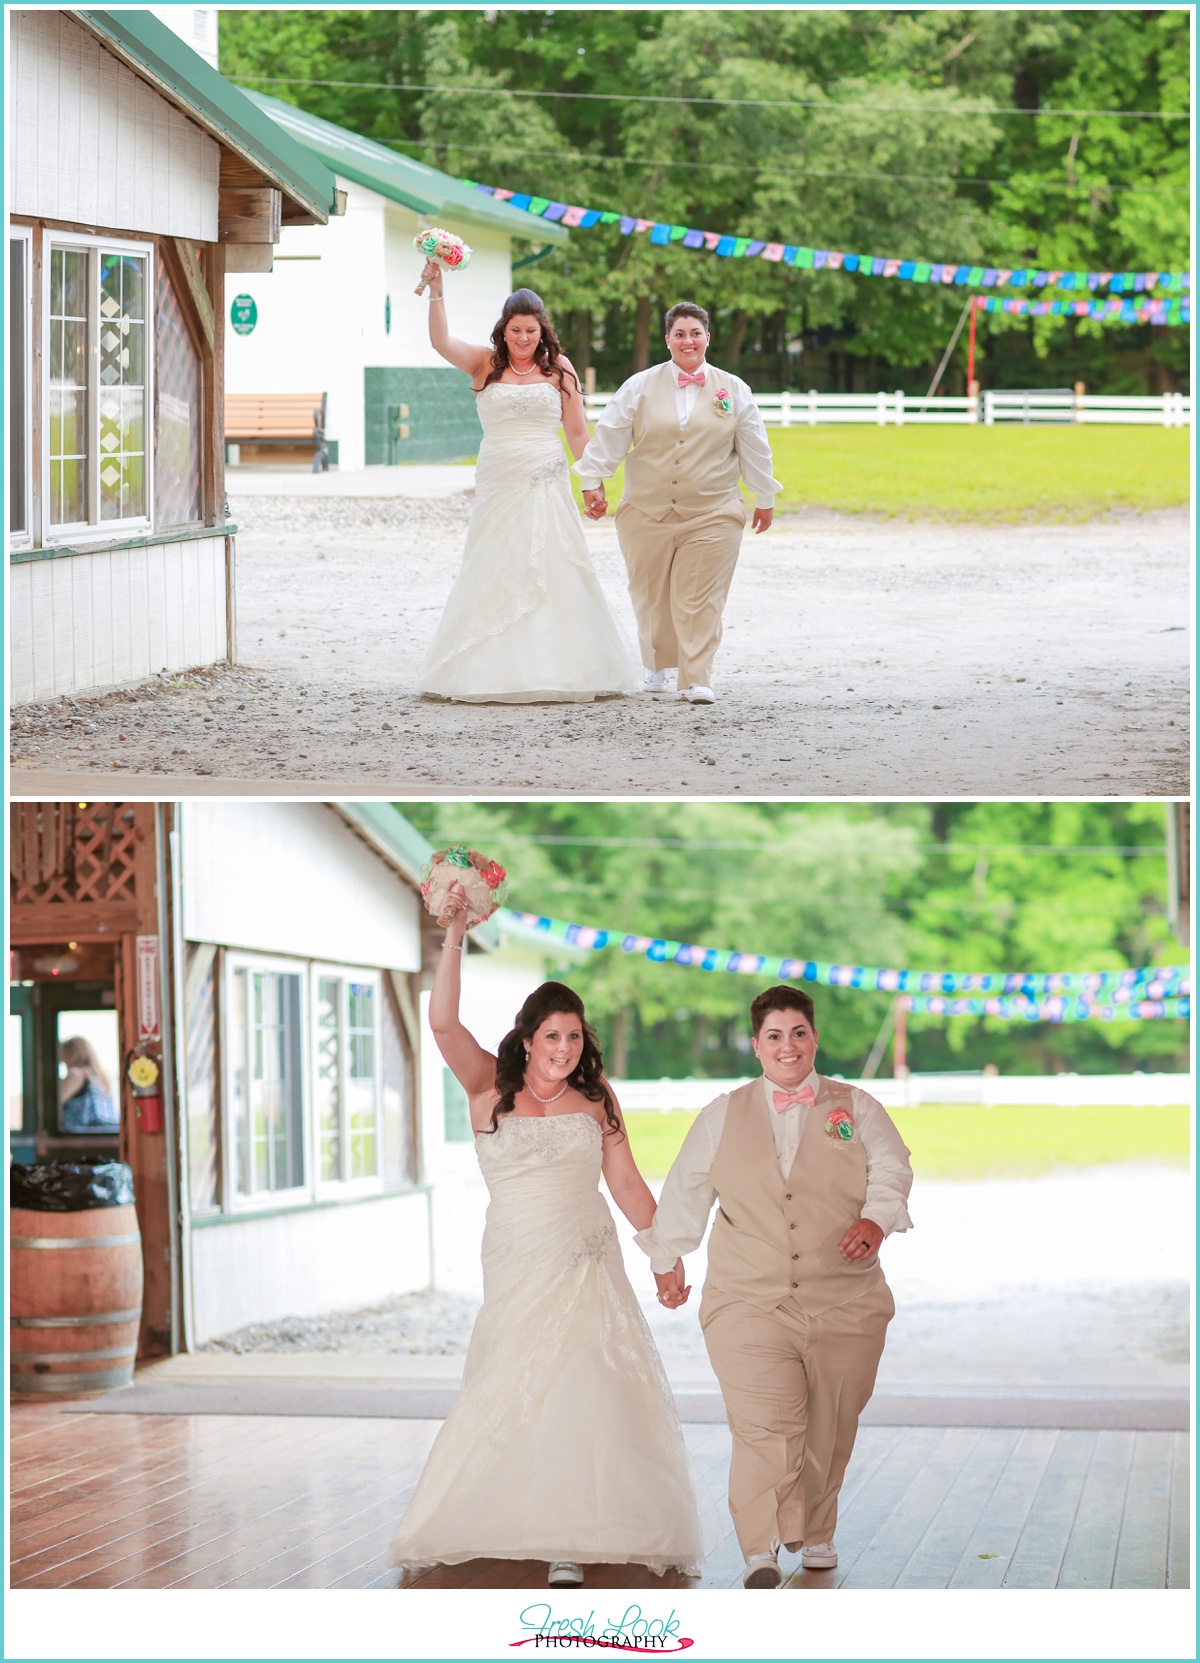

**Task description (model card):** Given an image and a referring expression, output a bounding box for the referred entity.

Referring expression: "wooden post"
[966,295,977,387]
[1074,380,1086,424]
[893,998,909,1079]
[968,378,981,423]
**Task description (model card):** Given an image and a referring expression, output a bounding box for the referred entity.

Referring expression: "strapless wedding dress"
[388,1113,716,1573]
[413,381,641,702]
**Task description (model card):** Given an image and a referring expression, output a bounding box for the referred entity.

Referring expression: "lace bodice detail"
[475,1110,602,1187]
[475,378,564,444]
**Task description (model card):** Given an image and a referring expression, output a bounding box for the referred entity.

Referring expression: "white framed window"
[311,965,383,1195]
[42,231,154,541]
[224,953,307,1209]
[8,224,33,547]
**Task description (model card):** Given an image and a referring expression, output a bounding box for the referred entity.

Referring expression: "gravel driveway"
[10,496,1189,797]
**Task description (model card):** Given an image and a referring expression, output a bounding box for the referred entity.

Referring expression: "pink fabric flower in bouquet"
[413,228,473,295]
[420,845,508,930]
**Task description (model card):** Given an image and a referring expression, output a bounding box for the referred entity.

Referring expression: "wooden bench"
[225,392,329,471]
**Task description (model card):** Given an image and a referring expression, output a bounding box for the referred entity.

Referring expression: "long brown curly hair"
[485,981,621,1138]
[483,289,580,394]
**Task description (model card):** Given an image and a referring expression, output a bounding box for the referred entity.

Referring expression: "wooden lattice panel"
[10,803,139,907]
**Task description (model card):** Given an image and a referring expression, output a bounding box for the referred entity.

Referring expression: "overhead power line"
[228,74,1190,120]
[378,135,1184,195]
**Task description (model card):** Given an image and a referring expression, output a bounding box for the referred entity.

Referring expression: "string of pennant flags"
[903,994,1189,1024]
[974,293,1189,325]
[469,179,1191,317]
[499,909,1190,1020]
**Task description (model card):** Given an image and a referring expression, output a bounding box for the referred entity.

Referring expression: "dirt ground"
[11,495,1190,797]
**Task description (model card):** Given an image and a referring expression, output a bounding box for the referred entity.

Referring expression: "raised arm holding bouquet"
[410,254,639,705]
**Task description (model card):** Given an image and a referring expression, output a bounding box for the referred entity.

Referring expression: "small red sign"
[136,935,160,1042]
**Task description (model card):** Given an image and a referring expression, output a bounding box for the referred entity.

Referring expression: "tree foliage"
[401,801,1187,1081]
[220,7,1190,393]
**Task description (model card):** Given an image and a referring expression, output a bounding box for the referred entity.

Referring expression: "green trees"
[401,801,1187,1080]
[220,8,1189,393]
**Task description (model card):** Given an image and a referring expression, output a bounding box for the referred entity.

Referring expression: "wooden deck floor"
[9,1402,1188,1591]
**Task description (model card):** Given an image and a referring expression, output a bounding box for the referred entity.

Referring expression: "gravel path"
[10,498,1189,797]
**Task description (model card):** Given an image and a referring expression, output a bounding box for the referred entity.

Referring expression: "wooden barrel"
[10,1205,143,1395]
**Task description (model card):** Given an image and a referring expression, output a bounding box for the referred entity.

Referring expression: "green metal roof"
[74,11,340,223]
[338,805,500,953]
[243,89,569,244]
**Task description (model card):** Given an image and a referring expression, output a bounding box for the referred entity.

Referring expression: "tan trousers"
[700,1278,894,1556]
[614,498,747,690]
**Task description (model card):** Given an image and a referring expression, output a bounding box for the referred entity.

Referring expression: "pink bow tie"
[677,371,706,387]
[772,1085,816,1113]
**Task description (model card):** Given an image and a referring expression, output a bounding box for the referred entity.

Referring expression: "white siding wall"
[180,802,422,971]
[8,10,220,239]
[224,182,514,470]
[9,535,228,702]
[188,1189,431,1344]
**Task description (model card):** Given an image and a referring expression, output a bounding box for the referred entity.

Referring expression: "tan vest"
[621,361,743,521]
[706,1076,885,1316]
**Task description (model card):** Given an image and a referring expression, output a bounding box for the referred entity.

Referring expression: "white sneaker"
[643,669,671,692]
[801,1540,838,1570]
[681,684,715,704]
[741,1541,782,1588]
[548,1561,584,1586]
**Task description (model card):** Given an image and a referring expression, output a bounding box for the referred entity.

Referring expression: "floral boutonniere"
[712,388,733,416]
[825,1107,855,1142]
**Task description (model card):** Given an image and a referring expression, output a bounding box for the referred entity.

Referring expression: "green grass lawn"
[624,1103,1190,1182]
[569,424,1188,523]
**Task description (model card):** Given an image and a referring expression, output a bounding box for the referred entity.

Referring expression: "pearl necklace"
[509,358,540,376]
[524,1078,569,1104]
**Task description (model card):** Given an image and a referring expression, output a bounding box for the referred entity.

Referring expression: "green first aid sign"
[230,294,258,336]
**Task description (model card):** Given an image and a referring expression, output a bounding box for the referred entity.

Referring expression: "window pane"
[155,258,203,525]
[245,968,304,1195]
[56,1011,120,1133]
[231,968,249,1195]
[9,238,27,533]
[48,249,89,528]
[347,982,378,1179]
[97,249,148,521]
[316,976,341,1182]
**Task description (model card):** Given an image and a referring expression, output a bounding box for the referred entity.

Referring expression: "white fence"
[583,389,1191,428]
[613,1073,1192,1113]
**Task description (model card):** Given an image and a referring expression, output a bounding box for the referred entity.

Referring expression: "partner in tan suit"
[573,302,781,705]
[636,985,914,1587]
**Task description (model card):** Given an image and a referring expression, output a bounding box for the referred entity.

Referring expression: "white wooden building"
[225,92,568,471]
[9,797,447,1354]
[7,8,341,703]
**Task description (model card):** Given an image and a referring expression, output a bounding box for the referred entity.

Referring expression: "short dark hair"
[750,985,817,1037]
[664,301,710,334]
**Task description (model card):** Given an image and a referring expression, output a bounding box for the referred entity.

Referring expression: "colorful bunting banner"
[499,909,1190,1017]
[469,180,1191,302]
[974,294,1189,325]
[903,994,1190,1023]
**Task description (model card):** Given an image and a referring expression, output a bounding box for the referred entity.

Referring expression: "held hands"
[441,881,468,949]
[654,1259,690,1310]
[838,1219,884,1262]
[582,487,608,521]
[421,258,445,298]
[751,507,774,535]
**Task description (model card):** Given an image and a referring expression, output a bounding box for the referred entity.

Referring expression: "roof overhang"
[73,9,340,225]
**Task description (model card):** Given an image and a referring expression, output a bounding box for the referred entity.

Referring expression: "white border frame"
[40,228,155,544]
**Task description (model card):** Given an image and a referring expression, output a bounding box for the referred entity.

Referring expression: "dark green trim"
[512,245,560,272]
[190,1182,431,1228]
[10,522,237,564]
[243,89,568,243]
[76,12,338,222]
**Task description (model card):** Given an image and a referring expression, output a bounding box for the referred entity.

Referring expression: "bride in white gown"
[413,264,640,703]
[389,889,716,1585]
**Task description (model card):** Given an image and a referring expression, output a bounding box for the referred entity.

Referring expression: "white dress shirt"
[635,1071,914,1275]
[573,361,782,508]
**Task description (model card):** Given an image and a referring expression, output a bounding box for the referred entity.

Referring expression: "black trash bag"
[10,1161,135,1212]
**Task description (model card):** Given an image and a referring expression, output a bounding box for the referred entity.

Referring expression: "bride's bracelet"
[442,941,463,950]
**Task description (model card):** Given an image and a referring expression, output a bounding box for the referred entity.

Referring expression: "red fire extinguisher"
[126,1046,164,1134]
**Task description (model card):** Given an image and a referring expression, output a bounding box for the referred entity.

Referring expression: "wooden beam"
[223,245,274,273]
[219,187,281,246]
[201,243,225,528]
[163,238,215,357]
[10,902,139,943]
